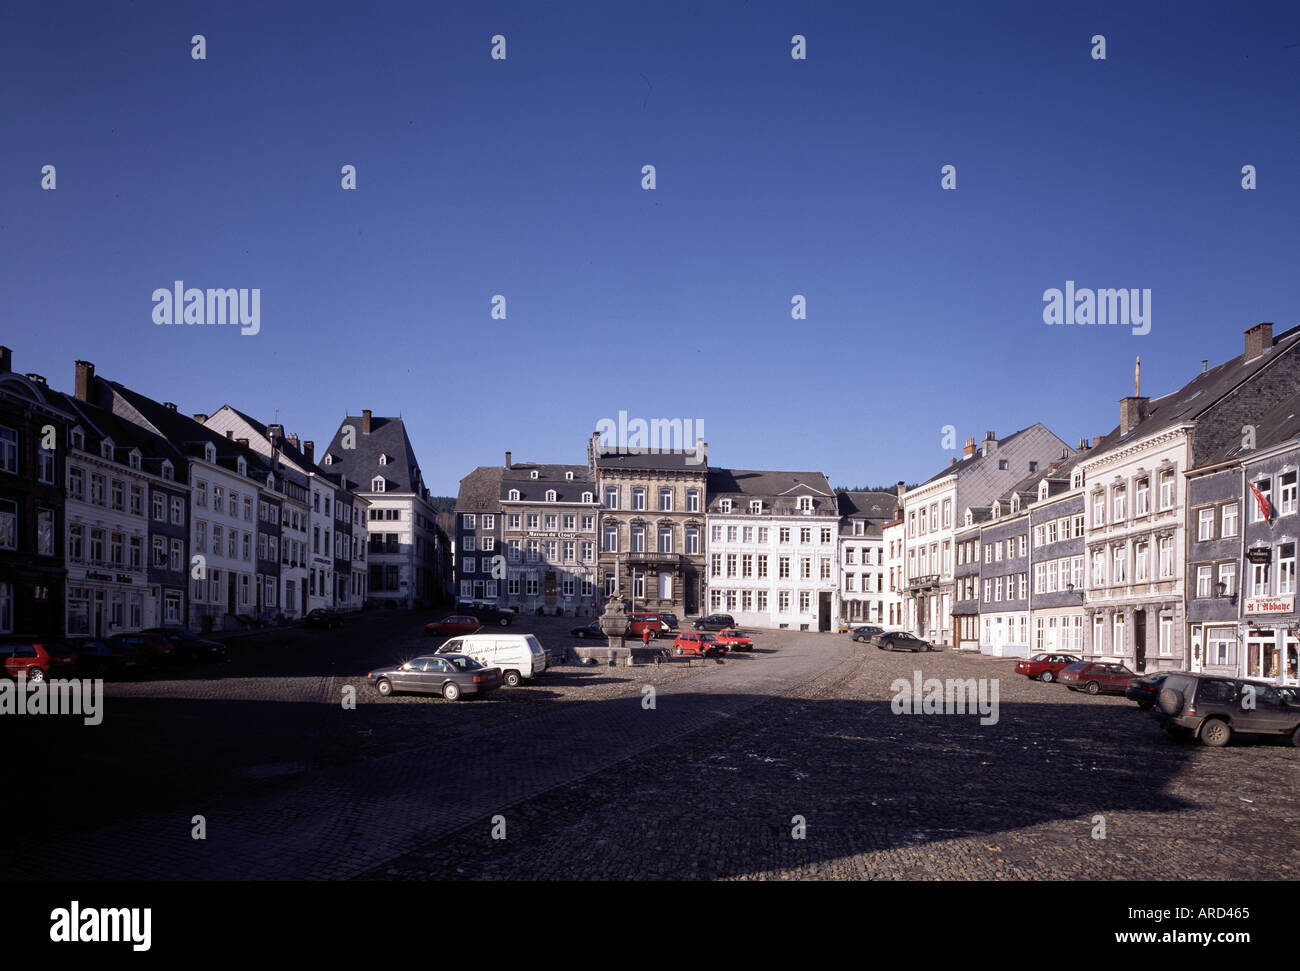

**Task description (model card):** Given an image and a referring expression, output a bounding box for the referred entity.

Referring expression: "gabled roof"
[707,468,837,515]
[836,490,898,519]
[57,390,187,480]
[1091,323,1300,464]
[323,415,426,494]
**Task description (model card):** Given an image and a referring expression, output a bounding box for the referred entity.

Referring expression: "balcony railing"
[907,574,941,591]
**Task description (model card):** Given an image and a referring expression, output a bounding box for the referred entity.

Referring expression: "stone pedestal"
[598,595,634,664]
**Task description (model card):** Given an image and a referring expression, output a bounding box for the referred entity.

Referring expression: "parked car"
[1126,672,1168,710]
[850,625,884,643]
[113,632,178,666]
[713,629,754,651]
[65,637,142,676]
[671,631,727,657]
[571,621,606,639]
[436,633,547,687]
[693,614,736,631]
[455,602,514,627]
[425,615,482,637]
[367,653,502,701]
[305,608,344,630]
[1152,673,1300,747]
[1014,653,1082,682]
[143,627,228,664]
[872,631,936,652]
[0,639,79,683]
[628,612,667,638]
[1057,661,1137,695]
[657,612,680,631]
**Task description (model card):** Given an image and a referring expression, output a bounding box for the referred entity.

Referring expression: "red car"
[1015,653,1082,683]
[425,615,482,636]
[713,629,753,651]
[0,640,79,683]
[1058,661,1138,696]
[671,632,727,657]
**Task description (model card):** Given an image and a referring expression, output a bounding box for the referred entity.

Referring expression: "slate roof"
[456,466,504,513]
[836,490,899,519]
[322,416,427,495]
[594,449,707,472]
[56,391,185,478]
[1091,323,1300,467]
[706,468,837,515]
[500,463,595,503]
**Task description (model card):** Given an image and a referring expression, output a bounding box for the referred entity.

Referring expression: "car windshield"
[1030,654,1049,661]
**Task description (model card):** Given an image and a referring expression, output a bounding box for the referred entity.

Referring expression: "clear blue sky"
[3,1,1298,495]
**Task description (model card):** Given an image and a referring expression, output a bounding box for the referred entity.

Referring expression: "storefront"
[1240,595,1298,685]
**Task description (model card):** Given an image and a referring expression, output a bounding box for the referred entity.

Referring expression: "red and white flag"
[1247,480,1272,522]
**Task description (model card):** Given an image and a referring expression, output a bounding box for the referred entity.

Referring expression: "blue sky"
[3,1,1298,495]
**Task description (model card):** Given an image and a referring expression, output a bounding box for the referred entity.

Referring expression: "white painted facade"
[188,443,257,629]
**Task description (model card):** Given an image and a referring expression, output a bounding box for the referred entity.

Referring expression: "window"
[0,500,16,550]
[631,488,646,511]
[1158,536,1173,579]
[1134,541,1148,582]
[1196,565,1213,598]
[1279,543,1296,596]
[90,473,105,505]
[1113,613,1126,655]
[659,488,672,512]
[1217,562,1236,597]
[1198,507,1215,541]
[1221,502,1238,538]
[604,525,618,552]
[686,529,699,555]
[0,426,16,473]
[1158,616,1173,657]
[1134,478,1149,516]
[605,487,618,509]
[1113,487,1126,522]
[686,490,700,513]
[1092,493,1104,526]
[1282,472,1298,516]
[545,490,557,502]
[779,556,790,579]
[1159,469,1175,510]
[658,528,672,553]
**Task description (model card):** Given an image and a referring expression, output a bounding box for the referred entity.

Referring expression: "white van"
[437,633,547,687]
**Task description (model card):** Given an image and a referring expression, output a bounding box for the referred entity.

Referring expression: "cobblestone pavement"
[10,615,1298,880]
[361,645,1300,881]
[6,614,849,879]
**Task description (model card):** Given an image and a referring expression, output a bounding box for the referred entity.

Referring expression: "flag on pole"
[1247,480,1271,522]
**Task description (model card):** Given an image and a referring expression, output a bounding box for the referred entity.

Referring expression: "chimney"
[164,402,177,411]
[1244,322,1273,361]
[896,481,906,501]
[225,430,233,439]
[0,346,11,372]
[287,433,300,452]
[303,440,314,464]
[1078,438,1090,450]
[74,360,94,402]
[267,423,283,447]
[505,451,512,469]
[1201,360,1208,374]
[236,438,249,448]
[963,437,977,459]
[1120,395,1150,434]
[193,413,208,424]
[25,373,46,386]
[361,409,372,434]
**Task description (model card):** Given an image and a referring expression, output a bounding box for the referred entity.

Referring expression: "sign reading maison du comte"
[1244,596,1294,616]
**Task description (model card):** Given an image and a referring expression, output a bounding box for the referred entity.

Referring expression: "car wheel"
[1290,725,1300,748]
[443,681,462,701]
[1039,670,1054,683]
[375,678,393,696]
[1200,718,1231,747]
[25,666,46,684]
[576,631,586,638]
[499,618,509,627]
[503,671,521,688]
[1085,681,1101,695]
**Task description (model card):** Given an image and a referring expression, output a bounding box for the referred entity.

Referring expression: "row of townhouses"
[0,349,451,638]
[452,321,1297,688]
[895,321,1299,689]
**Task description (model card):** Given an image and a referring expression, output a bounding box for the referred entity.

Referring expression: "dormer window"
[530,470,539,479]
[205,444,216,463]
[508,489,520,501]
[267,473,275,489]
[798,496,813,512]
[581,491,593,503]
[1039,481,1049,500]
[237,458,247,476]
[1072,470,1084,489]
[129,451,141,470]
[372,476,385,492]
[379,454,387,466]
[964,510,972,526]
[750,501,762,514]
[101,441,113,459]
[546,489,557,502]
[161,461,174,481]
[720,499,732,513]
[1011,495,1020,513]
[324,454,332,465]
[565,471,573,480]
